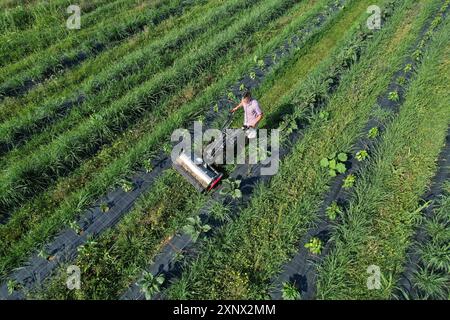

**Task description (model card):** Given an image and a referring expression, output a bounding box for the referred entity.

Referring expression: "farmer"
[230,91,263,138]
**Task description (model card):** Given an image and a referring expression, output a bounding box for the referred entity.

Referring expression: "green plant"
[284,118,298,135]
[227,91,237,102]
[138,271,165,300]
[326,201,342,220]
[272,53,277,62]
[100,202,110,213]
[121,179,134,193]
[397,76,406,86]
[320,152,348,177]
[412,49,422,61]
[249,71,256,80]
[343,174,356,189]
[162,143,172,154]
[68,220,83,235]
[355,150,369,161]
[319,111,330,121]
[305,237,322,255]
[182,216,211,243]
[143,159,154,173]
[239,83,246,91]
[219,179,242,199]
[282,282,301,300]
[404,63,413,73]
[213,103,219,113]
[7,279,18,295]
[388,91,399,102]
[367,127,379,139]
[257,59,265,68]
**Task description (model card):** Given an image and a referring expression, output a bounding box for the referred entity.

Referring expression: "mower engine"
[173,152,223,192]
[172,112,244,192]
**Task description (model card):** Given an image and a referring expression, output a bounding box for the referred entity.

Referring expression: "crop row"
[0,0,142,67]
[404,182,450,299]
[161,0,433,299]
[0,0,262,161]
[0,0,324,280]
[0,0,205,99]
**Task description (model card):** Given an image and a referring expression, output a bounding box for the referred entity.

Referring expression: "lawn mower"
[173,112,251,192]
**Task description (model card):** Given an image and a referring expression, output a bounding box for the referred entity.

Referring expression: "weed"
[397,76,407,86]
[7,279,18,295]
[412,49,422,61]
[282,282,301,300]
[404,63,413,73]
[319,111,330,121]
[143,159,153,173]
[68,220,83,235]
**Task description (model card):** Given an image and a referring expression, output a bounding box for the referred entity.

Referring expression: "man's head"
[242,91,252,104]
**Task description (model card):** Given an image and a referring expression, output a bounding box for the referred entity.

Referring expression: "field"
[0,0,449,301]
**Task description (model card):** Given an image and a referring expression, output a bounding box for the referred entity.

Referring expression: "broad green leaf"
[337,153,348,162]
[320,158,329,167]
[336,163,347,174]
[329,159,337,169]
[186,217,196,224]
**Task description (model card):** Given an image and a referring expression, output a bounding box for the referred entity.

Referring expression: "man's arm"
[231,100,243,113]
